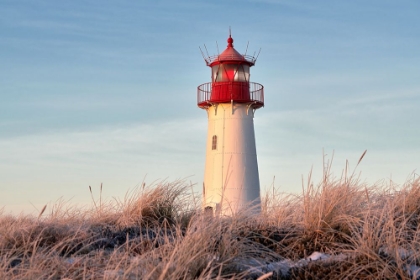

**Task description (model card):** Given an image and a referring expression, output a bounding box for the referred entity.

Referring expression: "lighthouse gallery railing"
[197,82,264,108]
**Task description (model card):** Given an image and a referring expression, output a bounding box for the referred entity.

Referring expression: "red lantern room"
[197,35,264,109]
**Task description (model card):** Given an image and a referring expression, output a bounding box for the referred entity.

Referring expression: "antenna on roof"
[229,26,231,37]
[216,41,220,55]
[204,44,210,58]
[255,48,262,62]
[199,46,208,63]
[244,41,249,56]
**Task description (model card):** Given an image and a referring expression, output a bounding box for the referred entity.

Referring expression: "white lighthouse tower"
[197,34,264,216]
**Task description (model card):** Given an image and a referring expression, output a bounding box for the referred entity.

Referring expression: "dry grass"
[1,162,420,279]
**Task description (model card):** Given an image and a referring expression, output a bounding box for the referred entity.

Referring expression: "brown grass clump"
[1,159,420,279]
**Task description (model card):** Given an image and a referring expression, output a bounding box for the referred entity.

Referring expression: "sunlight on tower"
[197,33,264,216]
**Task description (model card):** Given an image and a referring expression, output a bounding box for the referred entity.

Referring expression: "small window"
[212,135,217,150]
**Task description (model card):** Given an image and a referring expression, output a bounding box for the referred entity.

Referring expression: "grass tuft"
[2,169,420,279]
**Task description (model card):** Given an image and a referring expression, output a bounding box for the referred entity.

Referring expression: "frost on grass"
[1,170,420,279]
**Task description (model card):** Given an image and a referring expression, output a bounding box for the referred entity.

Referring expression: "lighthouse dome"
[218,36,245,61]
[208,35,255,66]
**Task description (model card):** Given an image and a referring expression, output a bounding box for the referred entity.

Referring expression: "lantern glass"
[212,64,250,82]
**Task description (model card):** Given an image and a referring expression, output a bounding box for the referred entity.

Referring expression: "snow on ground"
[231,248,420,279]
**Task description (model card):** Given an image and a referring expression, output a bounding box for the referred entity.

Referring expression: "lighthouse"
[197,34,264,216]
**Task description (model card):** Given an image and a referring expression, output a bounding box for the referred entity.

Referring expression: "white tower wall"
[203,103,261,215]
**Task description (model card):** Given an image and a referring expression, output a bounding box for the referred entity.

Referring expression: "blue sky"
[1,0,419,214]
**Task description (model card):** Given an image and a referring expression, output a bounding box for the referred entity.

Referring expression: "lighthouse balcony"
[197,82,264,109]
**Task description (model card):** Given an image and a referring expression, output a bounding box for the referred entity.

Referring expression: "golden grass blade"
[357,149,367,166]
[37,204,47,219]
[257,272,273,280]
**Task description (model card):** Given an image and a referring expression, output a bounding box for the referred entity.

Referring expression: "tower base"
[202,102,261,216]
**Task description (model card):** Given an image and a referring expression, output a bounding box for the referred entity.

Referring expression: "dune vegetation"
[1,154,420,279]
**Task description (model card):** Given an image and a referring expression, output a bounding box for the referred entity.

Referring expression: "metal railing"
[197,82,264,108]
[204,54,257,66]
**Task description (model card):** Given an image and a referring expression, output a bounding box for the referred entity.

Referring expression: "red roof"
[207,36,256,66]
